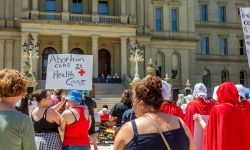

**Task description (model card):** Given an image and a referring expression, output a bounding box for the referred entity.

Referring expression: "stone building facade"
[0,0,249,96]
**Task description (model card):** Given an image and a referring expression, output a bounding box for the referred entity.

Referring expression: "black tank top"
[125,119,190,150]
[32,109,59,133]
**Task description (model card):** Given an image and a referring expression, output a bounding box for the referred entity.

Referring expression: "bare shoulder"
[115,121,134,145]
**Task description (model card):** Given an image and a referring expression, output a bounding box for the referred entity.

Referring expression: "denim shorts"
[63,145,90,150]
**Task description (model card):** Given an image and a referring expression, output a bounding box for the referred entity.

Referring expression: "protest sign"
[194,115,209,150]
[240,8,250,68]
[45,54,93,90]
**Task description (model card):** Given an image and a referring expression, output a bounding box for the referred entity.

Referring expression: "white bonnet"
[161,80,172,100]
[235,84,246,99]
[193,83,207,98]
[212,85,219,101]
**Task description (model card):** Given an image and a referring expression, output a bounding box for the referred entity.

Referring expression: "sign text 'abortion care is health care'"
[45,54,93,90]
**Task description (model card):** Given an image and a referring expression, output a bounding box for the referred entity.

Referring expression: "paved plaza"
[91,144,113,150]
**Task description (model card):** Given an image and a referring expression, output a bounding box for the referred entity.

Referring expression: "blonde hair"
[0,69,27,97]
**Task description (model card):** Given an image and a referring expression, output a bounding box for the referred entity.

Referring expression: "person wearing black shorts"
[83,95,98,150]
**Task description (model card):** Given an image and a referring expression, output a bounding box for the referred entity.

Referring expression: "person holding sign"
[61,90,91,150]
[31,90,66,150]
[194,82,247,150]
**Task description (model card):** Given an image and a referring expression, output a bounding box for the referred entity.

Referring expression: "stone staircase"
[94,83,128,111]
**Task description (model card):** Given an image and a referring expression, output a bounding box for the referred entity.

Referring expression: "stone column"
[31,0,39,19]
[21,32,28,73]
[91,35,99,78]
[0,40,5,69]
[5,40,14,68]
[5,0,14,28]
[22,0,29,19]
[31,32,39,77]
[120,37,128,79]
[92,0,99,22]
[62,34,69,54]
[92,0,98,14]
[62,0,69,21]
[120,0,128,23]
[129,37,136,77]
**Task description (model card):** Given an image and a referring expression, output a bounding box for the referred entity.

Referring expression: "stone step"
[94,98,120,111]
[95,83,128,98]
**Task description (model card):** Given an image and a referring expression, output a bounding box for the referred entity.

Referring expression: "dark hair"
[135,76,163,110]
[54,89,64,96]
[121,89,132,105]
[31,90,48,103]
[102,104,108,109]
[16,94,29,115]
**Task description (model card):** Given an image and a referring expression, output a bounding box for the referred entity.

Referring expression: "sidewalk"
[91,144,113,150]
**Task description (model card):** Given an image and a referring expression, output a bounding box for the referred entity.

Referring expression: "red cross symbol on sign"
[78,69,86,76]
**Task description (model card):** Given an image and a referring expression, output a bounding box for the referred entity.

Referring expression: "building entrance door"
[98,49,111,77]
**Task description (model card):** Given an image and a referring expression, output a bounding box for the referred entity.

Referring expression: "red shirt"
[99,113,110,121]
[160,101,184,120]
[185,97,216,136]
[63,106,90,146]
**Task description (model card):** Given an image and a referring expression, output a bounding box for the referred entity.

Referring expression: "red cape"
[160,101,184,120]
[239,100,250,148]
[203,82,247,150]
[184,97,216,136]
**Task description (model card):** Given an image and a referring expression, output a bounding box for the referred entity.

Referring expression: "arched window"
[70,48,84,54]
[98,49,111,76]
[42,47,57,80]
[155,51,165,78]
[172,53,181,79]
[221,69,229,83]
[240,70,247,86]
[203,69,211,92]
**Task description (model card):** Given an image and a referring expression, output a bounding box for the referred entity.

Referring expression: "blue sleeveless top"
[125,119,189,150]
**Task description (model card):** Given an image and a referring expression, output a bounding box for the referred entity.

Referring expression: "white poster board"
[240,8,250,68]
[45,54,93,90]
[194,115,209,150]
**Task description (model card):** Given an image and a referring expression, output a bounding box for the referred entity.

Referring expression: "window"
[98,1,108,16]
[221,70,229,83]
[46,0,57,12]
[171,9,178,32]
[42,47,57,80]
[71,48,84,54]
[220,38,228,55]
[203,69,211,91]
[200,4,208,22]
[201,37,209,55]
[239,39,245,55]
[219,6,226,22]
[155,7,162,31]
[240,71,247,86]
[72,0,83,13]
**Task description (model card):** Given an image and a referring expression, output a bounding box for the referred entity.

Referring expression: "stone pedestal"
[62,12,69,21]
[120,16,128,24]
[92,14,99,23]
[31,10,39,19]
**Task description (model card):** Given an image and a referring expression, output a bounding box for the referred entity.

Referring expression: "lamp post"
[129,40,144,82]
[22,33,39,72]
[22,33,39,93]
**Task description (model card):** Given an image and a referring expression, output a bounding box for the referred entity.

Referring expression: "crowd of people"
[1,68,250,150]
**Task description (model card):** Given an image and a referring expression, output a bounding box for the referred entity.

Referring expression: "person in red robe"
[160,80,185,120]
[194,82,247,150]
[185,83,216,136]
[236,84,250,148]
